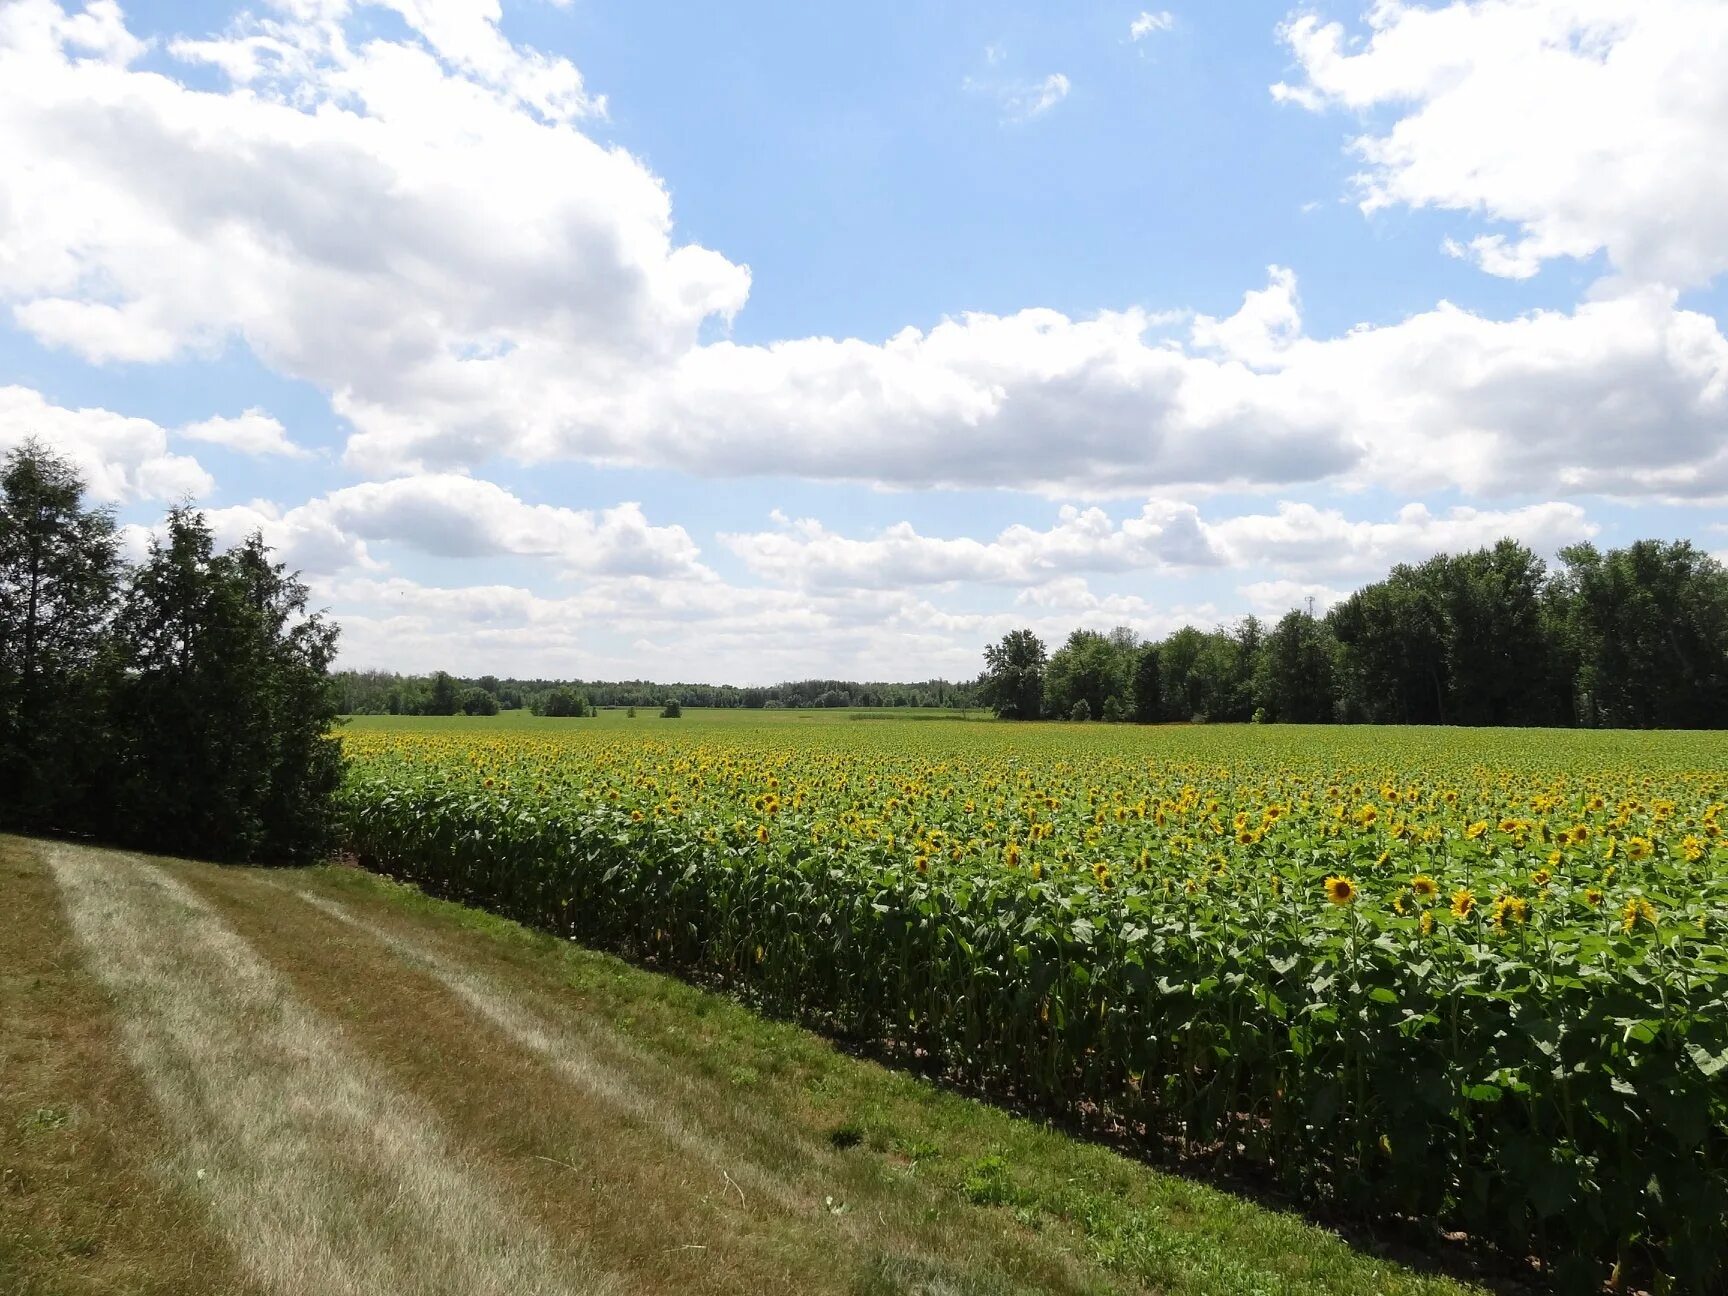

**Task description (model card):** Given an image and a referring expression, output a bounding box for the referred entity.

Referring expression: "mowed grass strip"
[190,862,1100,1295]
[0,837,253,1296]
[238,857,1488,1296]
[41,841,617,1296]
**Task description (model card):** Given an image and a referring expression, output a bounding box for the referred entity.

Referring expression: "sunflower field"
[337,716,1728,1288]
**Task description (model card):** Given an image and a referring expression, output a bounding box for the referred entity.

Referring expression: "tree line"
[333,670,981,716]
[0,441,342,861]
[978,538,1728,728]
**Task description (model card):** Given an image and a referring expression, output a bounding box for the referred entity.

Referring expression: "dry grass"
[199,868,1089,1294]
[0,837,251,1296]
[44,842,615,1296]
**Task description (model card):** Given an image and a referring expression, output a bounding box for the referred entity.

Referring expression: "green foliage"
[0,439,120,831]
[1129,646,1161,724]
[0,443,344,862]
[458,686,499,716]
[339,718,1728,1289]
[535,687,589,718]
[985,538,1728,730]
[1558,540,1728,728]
[1254,610,1336,723]
[1045,628,1135,721]
[660,699,682,718]
[107,513,343,862]
[976,629,1046,720]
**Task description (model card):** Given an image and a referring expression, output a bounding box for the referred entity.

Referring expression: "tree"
[1329,567,1448,724]
[0,439,120,830]
[1045,629,1134,721]
[459,686,499,716]
[660,699,683,718]
[977,629,1046,719]
[537,687,587,717]
[1253,609,1336,723]
[1433,542,1562,725]
[426,671,459,716]
[1557,541,1728,728]
[1129,645,1162,723]
[107,511,342,862]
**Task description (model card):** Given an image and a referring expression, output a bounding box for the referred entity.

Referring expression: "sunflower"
[1419,911,1435,936]
[1583,887,1604,907]
[1627,836,1653,861]
[1490,894,1529,929]
[1621,896,1657,932]
[1324,875,1357,906]
[1464,820,1488,840]
[1451,888,1477,919]
[1410,875,1438,899]
[1530,868,1552,887]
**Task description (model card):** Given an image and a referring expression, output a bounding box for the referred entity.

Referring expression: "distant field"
[341,705,997,730]
[339,715,1728,1289]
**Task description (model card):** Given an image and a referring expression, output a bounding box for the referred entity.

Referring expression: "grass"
[339,704,997,732]
[4,833,1495,1296]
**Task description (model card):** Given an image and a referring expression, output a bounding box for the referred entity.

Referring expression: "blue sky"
[3,0,1725,681]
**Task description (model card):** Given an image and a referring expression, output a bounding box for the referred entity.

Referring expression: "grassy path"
[2,836,1495,1296]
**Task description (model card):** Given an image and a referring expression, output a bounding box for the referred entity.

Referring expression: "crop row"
[337,723,1728,1289]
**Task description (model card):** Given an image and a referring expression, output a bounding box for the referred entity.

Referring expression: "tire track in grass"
[281,884,1118,1296]
[47,844,619,1296]
[290,887,812,1217]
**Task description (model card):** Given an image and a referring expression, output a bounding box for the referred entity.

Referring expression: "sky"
[2,0,1726,684]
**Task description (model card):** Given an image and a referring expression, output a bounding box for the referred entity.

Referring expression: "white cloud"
[1238,579,1351,620]
[1007,72,1070,120]
[195,473,709,579]
[2,3,1725,513]
[1130,11,1175,40]
[724,497,1598,591]
[335,268,1726,501]
[966,69,1070,122]
[0,0,746,381]
[0,385,212,502]
[316,566,1226,682]
[181,408,310,458]
[1274,0,1728,288]
[1190,264,1302,369]
[1208,500,1597,574]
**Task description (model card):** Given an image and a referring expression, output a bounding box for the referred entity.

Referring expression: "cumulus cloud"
[180,408,310,458]
[316,567,1225,682]
[0,385,212,502]
[0,0,747,378]
[724,497,1598,591]
[1274,0,1728,288]
[193,474,709,578]
[1,2,1725,510]
[1238,579,1352,620]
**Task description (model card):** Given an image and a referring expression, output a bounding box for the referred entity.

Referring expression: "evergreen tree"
[108,511,342,861]
[0,440,120,830]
